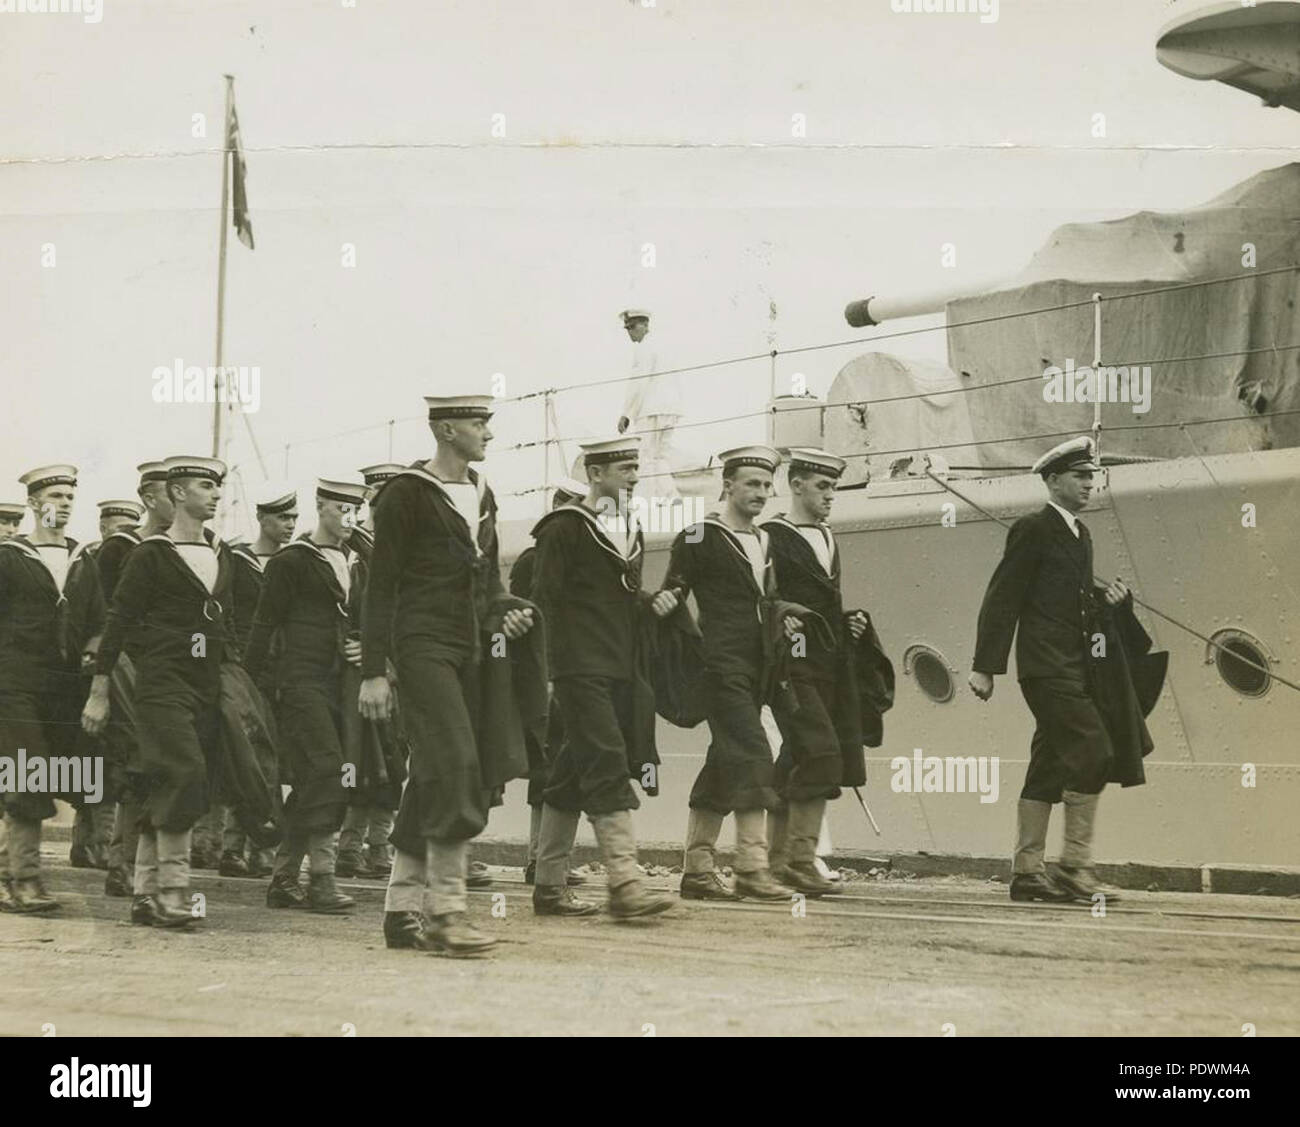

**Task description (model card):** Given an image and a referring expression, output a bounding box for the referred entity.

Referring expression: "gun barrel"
[844,279,1005,328]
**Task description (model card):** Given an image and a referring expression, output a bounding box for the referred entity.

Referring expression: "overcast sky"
[1,0,1296,536]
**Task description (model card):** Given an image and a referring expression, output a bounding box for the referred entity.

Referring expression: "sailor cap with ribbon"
[0,502,27,520]
[254,482,298,515]
[163,456,226,483]
[424,395,494,421]
[136,461,169,485]
[619,308,651,323]
[580,436,642,466]
[98,499,144,521]
[19,464,78,494]
[1032,436,1100,478]
[718,445,781,474]
[786,448,847,480]
[316,478,369,506]
[359,463,406,487]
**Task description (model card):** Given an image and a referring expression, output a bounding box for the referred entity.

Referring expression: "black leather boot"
[266,871,309,909]
[1055,866,1122,903]
[533,885,599,916]
[679,871,739,901]
[734,869,795,901]
[425,912,497,955]
[0,877,17,912]
[218,851,250,877]
[104,867,132,898]
[383,910,436,950]
[150,889,194,928]
[1009,872,1074,902]
[308,873,355,914]
[130,895,156,926]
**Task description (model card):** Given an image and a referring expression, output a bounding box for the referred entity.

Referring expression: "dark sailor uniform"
[530,503,652,817]
[243,538,352,839]
[0,536,105,825]
[662,518,782,815]
[972,431,1144,899]
[973,504,1113,801]
[94,534,237,833]
[508,544,555,808]
[761,516,864,801]
[362,464,520,849]
[336,524,403,876]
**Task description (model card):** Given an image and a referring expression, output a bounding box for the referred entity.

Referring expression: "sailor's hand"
[847,611,868,640]
[358,676,393,722]
[81,690,111,736]
[968,671,994,702]
[343,638,363,667]
[1102,578,1130,606]
[502,607,534,640]
[783,615,803,641]
[617,416,630,435]
[651,590,678,618]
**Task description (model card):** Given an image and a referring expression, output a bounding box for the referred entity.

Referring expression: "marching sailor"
[336,463,405,881]
[657,445,801,902]
[509,478,587,887]
[243,479,365,914]
[101,463,174,898]
[219,483,298,879]
[969,436,1130,903]
[82,456,237,929]
[760,449,872,897]
[528,437,674,918]
[69,499,143,871]
[360,394,536,956]
[0,466,105,913]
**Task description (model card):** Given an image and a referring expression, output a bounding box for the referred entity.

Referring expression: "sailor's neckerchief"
[762,514,837,579]
[698,514,773,604]
[549,501,644,589]
[138,532,230,623]
[230,540,278,574]
[283,536,351,621]
[0,534,95,661]
[380,464,491,559]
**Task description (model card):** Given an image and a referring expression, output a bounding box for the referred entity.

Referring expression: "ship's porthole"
[1208,630,1271,698]
[904,644,955,704]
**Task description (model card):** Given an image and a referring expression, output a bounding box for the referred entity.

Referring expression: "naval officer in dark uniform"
[969,436,1130,903]
[528,437,674,918]
[83,456,238,928]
